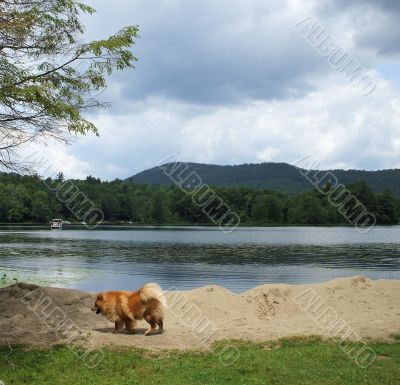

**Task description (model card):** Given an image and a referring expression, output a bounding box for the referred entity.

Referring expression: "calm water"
[0,226,400,293]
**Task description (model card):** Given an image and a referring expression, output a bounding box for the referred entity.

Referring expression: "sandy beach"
[1,276,399,351]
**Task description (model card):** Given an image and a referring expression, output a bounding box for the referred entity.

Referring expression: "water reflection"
[0,226,400,292]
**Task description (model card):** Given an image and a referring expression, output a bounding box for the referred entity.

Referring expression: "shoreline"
[1,276,399,351]
[1,223,400,229]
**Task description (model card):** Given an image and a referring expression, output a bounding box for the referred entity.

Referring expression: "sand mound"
[0,276,399,351]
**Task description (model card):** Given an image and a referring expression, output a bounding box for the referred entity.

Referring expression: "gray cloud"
[82,0,400,107]
[317,0,400,56]
[28,0,400,179]
[321,0,400,13]
[85,0,330,105]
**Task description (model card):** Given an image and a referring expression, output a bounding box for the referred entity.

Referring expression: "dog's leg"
[143,313,158,335]
[157,319,164,334]
[113,320,124,334]
[125,319,137,334]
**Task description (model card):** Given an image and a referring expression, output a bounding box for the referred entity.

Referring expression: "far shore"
[1,222,400,228]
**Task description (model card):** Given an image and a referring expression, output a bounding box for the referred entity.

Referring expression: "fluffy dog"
[91,283,166,335]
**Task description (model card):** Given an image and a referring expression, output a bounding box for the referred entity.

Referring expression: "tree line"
[0,173,398,226]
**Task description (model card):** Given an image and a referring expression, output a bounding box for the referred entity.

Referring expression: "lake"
[1,225,400,293]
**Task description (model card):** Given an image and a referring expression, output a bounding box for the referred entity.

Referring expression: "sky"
[28,0,400,179]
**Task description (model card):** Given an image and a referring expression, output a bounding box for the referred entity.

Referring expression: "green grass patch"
[0,273,19,288]
[1,339,399,385]
[390,333,400,341]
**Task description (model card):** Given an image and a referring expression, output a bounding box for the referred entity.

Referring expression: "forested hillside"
[0,173,398,226]
[128,162,400,195]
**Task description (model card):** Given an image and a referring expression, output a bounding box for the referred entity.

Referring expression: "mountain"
[127,162,400,195]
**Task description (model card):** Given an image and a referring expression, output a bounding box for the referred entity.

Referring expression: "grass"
[0,338,400,385]
[0,273,19,288]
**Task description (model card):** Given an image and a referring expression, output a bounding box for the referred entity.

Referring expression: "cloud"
[317,0,400,56]
[83,0,328,105]
[44,73,400,179]
[13,0,400,179]
[20,142,92,179]
[321,0,400,13]
[256,147,281,162]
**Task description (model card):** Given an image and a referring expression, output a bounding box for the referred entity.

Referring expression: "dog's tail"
[140,283,167,309]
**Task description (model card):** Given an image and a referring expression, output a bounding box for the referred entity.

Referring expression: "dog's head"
[91,293,104,314]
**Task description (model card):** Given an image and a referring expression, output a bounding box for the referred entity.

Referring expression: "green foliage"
[1,340,400,384]
[0,273,19,287]
[376,189,399,224]
[0,172,399,225]
[0,0,138,170]
[251,194,283,223]
[31,191,52,222]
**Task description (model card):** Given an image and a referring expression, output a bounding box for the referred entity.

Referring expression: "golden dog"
[91,283,166,335]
